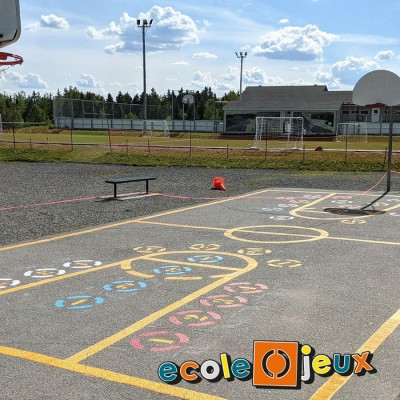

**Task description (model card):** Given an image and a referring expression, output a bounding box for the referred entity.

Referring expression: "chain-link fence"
[53,97,173,121]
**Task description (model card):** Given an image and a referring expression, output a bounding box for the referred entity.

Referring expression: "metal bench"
[105,176,156,198]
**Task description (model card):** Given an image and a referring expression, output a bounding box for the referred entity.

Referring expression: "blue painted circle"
[153,266,192,276]
[187,255,224,264]
[55,295,104,310]
[103,280,147,292]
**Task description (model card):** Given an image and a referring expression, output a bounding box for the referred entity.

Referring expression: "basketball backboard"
[353,70,400,106]
[0,0,21,49]
[182,94,194,105]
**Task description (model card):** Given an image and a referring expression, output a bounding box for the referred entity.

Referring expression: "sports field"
[1,130,399,172]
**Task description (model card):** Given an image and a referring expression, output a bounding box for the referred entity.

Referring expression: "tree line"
[0,86,239,124]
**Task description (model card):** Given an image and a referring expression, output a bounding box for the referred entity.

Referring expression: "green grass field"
[1,129,399,150]
[0,129,399,171]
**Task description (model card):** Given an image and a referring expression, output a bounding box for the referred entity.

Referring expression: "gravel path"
[0,162,398,246]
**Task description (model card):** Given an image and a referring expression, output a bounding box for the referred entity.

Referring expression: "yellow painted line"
[310,309,400,400]
[328,236,400,246]
[232,229,319,238]
[65,253,257,364]
[0,262,119,297]
[136,189,271,222]
[70,299,87,306]
[165,277,203,281]
[225,226,329,245]
[0,189,269,252]
[0,346,225,400]
[149,338,174,344]
[0,219,138,252]
[382,203,400,212]
[290,193,400,220]
[148,257,241,271]
[291,193,336,213]
[134,220,228,232]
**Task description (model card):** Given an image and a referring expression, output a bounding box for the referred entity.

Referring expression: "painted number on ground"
[267,259,303,268]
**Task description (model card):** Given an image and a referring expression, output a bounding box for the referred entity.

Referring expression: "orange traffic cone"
[212,176,226,191]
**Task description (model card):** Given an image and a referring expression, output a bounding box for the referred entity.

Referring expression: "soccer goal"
[252,117,304,150]
[142,120,170,138]
[336,123,368,142]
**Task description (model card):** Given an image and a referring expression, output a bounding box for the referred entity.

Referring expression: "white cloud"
[217,82,234,91]
[191,71,215,88]
[374,50,395,61]
[243,66,267,84]
[193,52,218,59]
[338,34,399,46]
[110,81,122,88]
[40,14,69,30]
[6,71,48,89]
[85,19,122,40]
[87,6,200,54]
[172,61,190,66]
[222,66,239,82]
[253,24,338,61]
[76,73,102,88]
[314,69,334,82]
[263,76,286,86]
[279,19,289,24]
[26,14,69,31]
[330,56,380,85]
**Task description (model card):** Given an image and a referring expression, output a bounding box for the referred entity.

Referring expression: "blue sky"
[1,0,400,97]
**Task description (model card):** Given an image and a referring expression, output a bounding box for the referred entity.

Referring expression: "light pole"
[235,51,247,99]
[137,18,153,130]
[171,89,180,132]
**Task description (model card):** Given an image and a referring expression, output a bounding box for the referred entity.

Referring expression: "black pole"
[387,106,394,192]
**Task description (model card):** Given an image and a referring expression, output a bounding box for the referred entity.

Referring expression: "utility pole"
[235,51,247,99]
[137,18,153,130]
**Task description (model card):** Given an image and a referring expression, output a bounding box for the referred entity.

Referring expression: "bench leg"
[146,180,149,194]
[113,183,117,198]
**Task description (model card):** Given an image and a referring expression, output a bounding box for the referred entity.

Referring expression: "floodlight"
[137,19,153,129]
[235,51,248,98]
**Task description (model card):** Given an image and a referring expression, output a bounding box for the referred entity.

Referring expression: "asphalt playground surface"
[0,162,399,400]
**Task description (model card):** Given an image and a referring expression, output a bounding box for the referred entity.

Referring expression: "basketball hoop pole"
[387,106,394,192]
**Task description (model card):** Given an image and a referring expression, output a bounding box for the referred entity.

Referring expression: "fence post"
[12,121,16,149]
[264,135,268,161]
[382,147,388,170]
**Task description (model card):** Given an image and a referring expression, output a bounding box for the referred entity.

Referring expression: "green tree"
[25,103,47,122]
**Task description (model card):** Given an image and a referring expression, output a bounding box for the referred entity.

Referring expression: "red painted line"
[2,183,397,212]
[0,196,97,211]
[360,172,388,195]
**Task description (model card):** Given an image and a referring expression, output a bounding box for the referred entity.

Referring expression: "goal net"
[336,123,368,142]
[252,117,304,150]
[142,120,170,138]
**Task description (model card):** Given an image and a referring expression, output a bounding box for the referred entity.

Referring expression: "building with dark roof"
[223,85,399,134]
